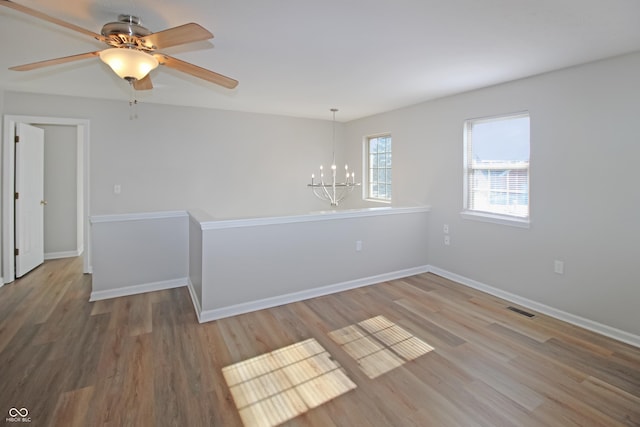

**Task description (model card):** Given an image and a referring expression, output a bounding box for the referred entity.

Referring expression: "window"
[463,112,530,224]
[366,134,392,201]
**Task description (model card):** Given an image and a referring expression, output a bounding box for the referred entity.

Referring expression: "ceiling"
[2,0,640,122]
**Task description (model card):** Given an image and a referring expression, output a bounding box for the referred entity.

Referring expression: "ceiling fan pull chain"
[128,81,139,120]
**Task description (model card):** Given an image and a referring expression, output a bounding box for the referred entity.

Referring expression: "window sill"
[460,210,530,229]
[364,198,392,204]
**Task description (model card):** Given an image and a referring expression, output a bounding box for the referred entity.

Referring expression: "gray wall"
[38,124,78,257]
[0,89,3,280]
[90,212,188,299]
[201,210,430,312]
[1,93,347,219]
[344,52,640,337]
[2,51,639,338]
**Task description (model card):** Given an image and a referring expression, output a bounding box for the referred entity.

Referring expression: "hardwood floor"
[1,257,639,426]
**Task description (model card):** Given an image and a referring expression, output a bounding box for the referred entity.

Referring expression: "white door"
[15,123,45,278]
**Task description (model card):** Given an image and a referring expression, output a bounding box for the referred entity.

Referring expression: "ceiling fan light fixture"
[2,3,237,90]
[99,48,159,81]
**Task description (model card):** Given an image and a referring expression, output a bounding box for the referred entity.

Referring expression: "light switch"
[554,260,564,275]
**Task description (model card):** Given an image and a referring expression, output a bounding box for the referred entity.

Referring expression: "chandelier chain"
[308,108,360,206]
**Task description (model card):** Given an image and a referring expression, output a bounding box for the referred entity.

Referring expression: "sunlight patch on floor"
[329,315,434,379]
[222,338,356,427]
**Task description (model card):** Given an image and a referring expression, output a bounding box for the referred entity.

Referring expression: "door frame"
[2,115,91,283]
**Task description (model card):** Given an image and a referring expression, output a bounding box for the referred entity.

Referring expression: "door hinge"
[14,192,19,200]
[14,135,19,143]
[15,248,19,256]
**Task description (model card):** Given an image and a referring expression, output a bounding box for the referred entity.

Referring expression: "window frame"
[364,133,392,203]
[462,112,530,228]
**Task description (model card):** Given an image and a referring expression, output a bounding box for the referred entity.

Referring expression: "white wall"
[344,52,640,338]
[1,92,347,219]
[38,124,78,257]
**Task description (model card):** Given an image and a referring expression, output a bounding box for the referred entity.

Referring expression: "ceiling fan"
[0,0,238,91]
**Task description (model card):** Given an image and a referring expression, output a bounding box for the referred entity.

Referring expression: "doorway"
[2,115,91,284]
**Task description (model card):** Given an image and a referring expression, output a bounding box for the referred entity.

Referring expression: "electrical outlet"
[444,236,450,246]
[554,260,564,275]
[443,224,449,234]
[356,240,363,252]
[113,184,121,195]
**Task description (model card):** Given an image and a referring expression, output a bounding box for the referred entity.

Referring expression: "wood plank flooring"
[0,257,639,426]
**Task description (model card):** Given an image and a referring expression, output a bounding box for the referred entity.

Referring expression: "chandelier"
[308,108,360,206]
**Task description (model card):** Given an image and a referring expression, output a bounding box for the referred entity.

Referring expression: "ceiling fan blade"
[143,23,213,50]
[9,51,100,71]
[0,0,104,41]
[155,54,238,89]
[133,74,153,90]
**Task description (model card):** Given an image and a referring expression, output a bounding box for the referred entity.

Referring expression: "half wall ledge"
[187,206,431,322]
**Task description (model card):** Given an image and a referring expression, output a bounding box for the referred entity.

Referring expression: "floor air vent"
[507,306,535,318]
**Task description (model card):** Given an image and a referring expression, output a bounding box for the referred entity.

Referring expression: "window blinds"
[464,113,530,219]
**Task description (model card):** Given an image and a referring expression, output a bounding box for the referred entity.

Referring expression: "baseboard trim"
[197,265,430,323]
[45,249,83,260]
[187,278,203,323]
[83,262,639,349]
[89,278,186,302]
[428,266,640,349]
